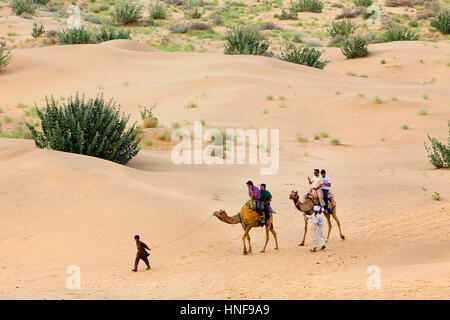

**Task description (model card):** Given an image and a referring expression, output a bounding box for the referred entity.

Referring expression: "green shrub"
[32,0,50,4]
[291,0,324,13]
[57,26,93,45]
[31,22,45,38]
[209,11,224,25]
[0,47,11,71]
[354,0,372,7]
[279,46,329,69]
[382,24,418,42]
[26,93,141,165]
[183,0,203,18]
[112,1,143,25]
[341,34,368,58]
[408,19,419,28]
[95,25,131,42]
[140,104,159,128]
[9,0,35,16]
[430,8,449,35]
[149,1,169,19]
[424,121,449,168]
[328,20,356,37]
[224,25,269,55]
[279,7,298,20]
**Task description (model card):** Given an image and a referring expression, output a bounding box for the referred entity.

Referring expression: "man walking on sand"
[132,235,151,272]
[305,205,326,252]
[308,169,325,208]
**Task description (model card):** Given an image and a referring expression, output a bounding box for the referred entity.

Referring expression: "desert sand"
[0,39,449,299]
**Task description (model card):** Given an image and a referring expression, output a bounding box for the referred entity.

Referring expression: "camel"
[289,190,345,246]
[213,202,279,255]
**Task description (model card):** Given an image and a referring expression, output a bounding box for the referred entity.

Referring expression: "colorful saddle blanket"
[238,200,270,227]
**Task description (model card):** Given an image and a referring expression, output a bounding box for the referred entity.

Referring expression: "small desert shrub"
[279,7,298,20]
[26,93,141,165]
[183,0,203,18]
[382,24,418,42]
[258,22,281,30]
[330,138,340,145]
[424,121,450,168]
[416,9,435,20]
[170,23,188,33]
[385,0,427,7]
[0,47,12,71]
[32,0,50,4]
[291,0,324,13]
[31,22,45,38]
[57,26,93,45]
[328,20,356,37]
[354,0,372,6]
[158,130,171,141]
[408,19,419,27]
[341,34,368,58]
[10,0,35,16]
[432,192,440,201]
[209,11,224,25]
[430,8,450,34]
[189,22,211,30]
[279,46,329,69]
[112,1,143,25]
[149,1,169,19]
[95,25,131,42]
[224,25,269,55]
[335,7,363,19]
[140,105,158,128]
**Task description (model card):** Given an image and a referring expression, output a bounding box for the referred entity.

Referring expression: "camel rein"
[150,214,214,250]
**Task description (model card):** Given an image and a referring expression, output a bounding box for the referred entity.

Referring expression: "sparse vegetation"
[140,105,159,128]
[26,93,141,165]
[430,8,450,35]
[95,26,131,42]
[112,1,143,25]
[0,47,11,71]
[328,20,356,38]
[10,0,35,16]
[424,121,449,168]
[382,24,417,42]
[341,34,368,59]
[291,0,324,13]
[31,22,45,38]
[57,26,93,45]
[224,25,269,55]
[149,1,169,20]
[279,46,329,69]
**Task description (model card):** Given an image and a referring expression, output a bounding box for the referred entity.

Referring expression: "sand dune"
[0,40,449,299]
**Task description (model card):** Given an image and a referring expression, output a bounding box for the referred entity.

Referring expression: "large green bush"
[430,8,449,34]
[424,121,450,168]
[341,34,368,58]
[0,47,11,71]
[354,0,373,7]
[328,20,356,37]
[26,94,141,165]
[224,25,269,55]
[95,26,131,42]
[291,0,324,13]
[57,26,93,45]
[382,24,418,42]
[112,1,143,25]
[279,46,329,69]
[9,0,35,16]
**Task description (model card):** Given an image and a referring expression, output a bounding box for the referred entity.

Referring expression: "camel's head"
[213,209,228,221]
[289,190,299,201]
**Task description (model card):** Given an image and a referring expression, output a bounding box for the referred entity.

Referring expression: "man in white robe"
[305,205,326,252]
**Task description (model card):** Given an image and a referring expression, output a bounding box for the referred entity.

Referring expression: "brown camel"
[213,206,279,255]
[289,190,345,246]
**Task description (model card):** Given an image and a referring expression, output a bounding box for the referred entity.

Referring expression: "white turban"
[314,205,321,212]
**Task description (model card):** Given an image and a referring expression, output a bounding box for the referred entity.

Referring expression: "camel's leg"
[332,211,345,240]
[300,215,308,246]
[325,213,332,241]
[261,224,270,253]
[242,226,251,255]
[270,224,279,250]
[247,234,252,253]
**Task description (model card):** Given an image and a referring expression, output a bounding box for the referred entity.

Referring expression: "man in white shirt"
[307,169,325,207]
[321,169,332,214]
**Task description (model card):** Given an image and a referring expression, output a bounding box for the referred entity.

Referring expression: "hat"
[314,205,321,212]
